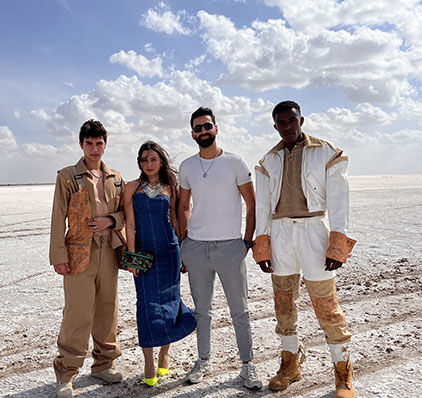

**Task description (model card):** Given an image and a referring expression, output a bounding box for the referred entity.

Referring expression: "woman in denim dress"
[123,141,196,387]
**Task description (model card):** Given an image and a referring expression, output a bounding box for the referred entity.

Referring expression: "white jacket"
[255,134,350,237]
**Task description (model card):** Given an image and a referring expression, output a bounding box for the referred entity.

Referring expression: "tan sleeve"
[252,234,271,263]
[49,171,72,265]
[109,175,125,231]
[326,231,356,263]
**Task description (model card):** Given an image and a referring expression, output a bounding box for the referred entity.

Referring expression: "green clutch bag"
[120,250,153,273]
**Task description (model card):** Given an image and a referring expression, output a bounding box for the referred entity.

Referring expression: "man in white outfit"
[178,107,262,390]
[253,101,356,397]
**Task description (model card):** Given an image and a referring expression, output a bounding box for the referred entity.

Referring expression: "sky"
[1,0,422,184]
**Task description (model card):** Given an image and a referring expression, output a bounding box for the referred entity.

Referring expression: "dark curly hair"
[136,141,178,190]
[79,119,107,144]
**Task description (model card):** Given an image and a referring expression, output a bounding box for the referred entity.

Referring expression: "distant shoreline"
[1,173,421,187]
[0,183,55,187]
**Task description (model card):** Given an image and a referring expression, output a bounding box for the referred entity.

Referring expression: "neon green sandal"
[157,367,169,376]
[145,376,157,387]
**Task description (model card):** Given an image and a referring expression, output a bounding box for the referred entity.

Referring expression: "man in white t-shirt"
[178,107,262,390]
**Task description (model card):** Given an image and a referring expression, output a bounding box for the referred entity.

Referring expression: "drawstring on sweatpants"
[205,241,218,259]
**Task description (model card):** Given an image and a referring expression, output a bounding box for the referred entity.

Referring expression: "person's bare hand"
[86,217,112,232]
[54,263,71,275]
[325,257,343,271]
[127,266,140,277]
[258,260,274,273]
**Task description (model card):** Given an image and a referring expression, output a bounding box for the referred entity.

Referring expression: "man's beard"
[195,133,216,148]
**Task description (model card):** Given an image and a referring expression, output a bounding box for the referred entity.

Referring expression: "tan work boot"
[268,344,305,391]
[91,368,123,383]
[334,360,354,398]
[56,381,73,398]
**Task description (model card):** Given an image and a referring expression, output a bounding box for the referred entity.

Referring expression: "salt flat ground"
[0,174,421,398]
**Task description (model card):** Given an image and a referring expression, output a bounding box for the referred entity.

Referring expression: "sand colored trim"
[272,274,301,336]
[305,278,351,345]
[252,234,271,263]
[255,165,269,177]
[326,148,348,170]
[65,187,93,274]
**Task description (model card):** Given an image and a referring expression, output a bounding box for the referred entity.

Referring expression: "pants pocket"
[180,238,203,264]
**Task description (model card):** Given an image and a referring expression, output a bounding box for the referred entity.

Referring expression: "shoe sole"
[91,374,122,383]
[240,375,263,390]
[244,384,262,390]
[186,370,212,384]
[268,374,301,391]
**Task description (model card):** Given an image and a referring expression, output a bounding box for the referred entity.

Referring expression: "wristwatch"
[243,239,255,249]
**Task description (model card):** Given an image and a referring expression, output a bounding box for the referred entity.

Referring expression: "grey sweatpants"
[180,237,253,362]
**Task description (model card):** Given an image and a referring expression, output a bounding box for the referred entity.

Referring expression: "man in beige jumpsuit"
[50,120,125,398]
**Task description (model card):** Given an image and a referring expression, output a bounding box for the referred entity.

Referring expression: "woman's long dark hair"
[137,141,178,190]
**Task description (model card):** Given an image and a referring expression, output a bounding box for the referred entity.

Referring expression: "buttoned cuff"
[326,231,356,263]
[252,234,271,263]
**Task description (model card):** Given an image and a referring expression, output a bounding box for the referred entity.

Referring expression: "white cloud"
[63,81,75,88]
[22,143,75,158]
[19,65,422,182]
[33,67,258,140]
[397,99,422,124]
[347,128,422,175]
[197,10,419,104]
[309,103,394,128]
[30,109,51,121]
[141,3,191,35]
[263,0,420,34]
[0,126,19,154]
[185,54,206,70]
[13,109,20,118]
[109,50,163,78]
[144,43,154,53]
[290,107,422,175]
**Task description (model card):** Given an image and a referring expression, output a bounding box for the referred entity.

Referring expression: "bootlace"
[193,359,208,372]
[244,363,257,379]
[278,343,305,373]
[335,364,352,389]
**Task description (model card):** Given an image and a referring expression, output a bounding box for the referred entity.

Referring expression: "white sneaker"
[186,359,212,384]
[56,381,73,398]
[239,362,262,390]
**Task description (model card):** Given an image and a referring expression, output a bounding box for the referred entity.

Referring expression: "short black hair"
[79,119,108,144]
[190,107,216,128]
[272,101,301,120]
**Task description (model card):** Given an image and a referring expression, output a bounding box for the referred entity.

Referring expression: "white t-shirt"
[179,150,252,240]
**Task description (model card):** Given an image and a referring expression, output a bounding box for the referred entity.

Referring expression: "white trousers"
[270,216,336,281]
